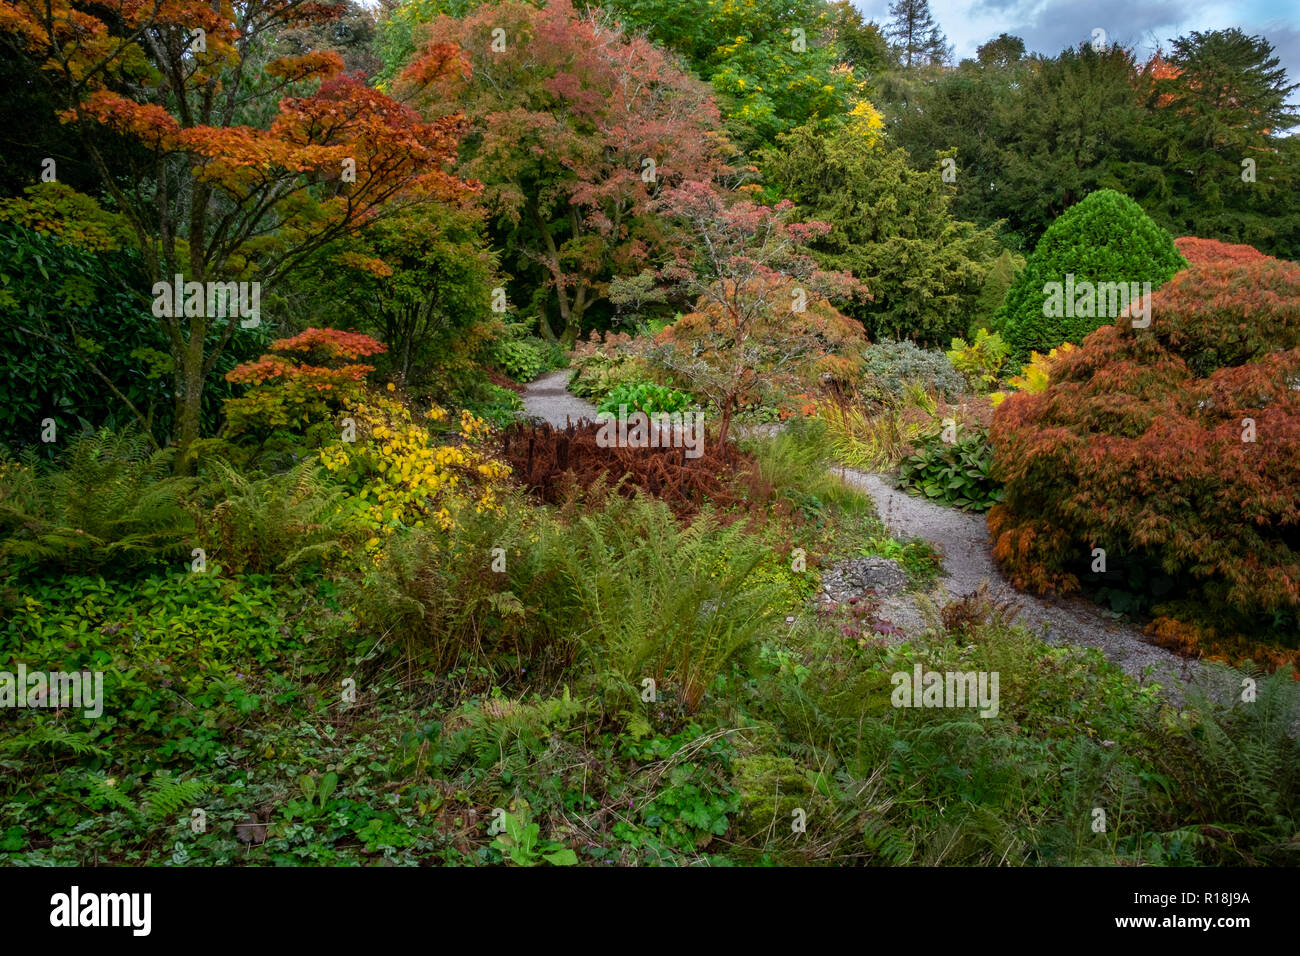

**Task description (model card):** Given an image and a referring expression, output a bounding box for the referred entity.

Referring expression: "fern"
[140,772,210,826]
[0,723,110,758]
[557,495,785,712]
[861,817,916,865]
[193,459,352,573]
[0,428,195,572]
[1148,664,1300,864]
[81,772,210,832]
[82,774,145,825]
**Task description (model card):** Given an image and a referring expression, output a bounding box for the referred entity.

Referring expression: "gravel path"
[517,373,1219,697]
[835,467,1218,695]
[521,370,598,426]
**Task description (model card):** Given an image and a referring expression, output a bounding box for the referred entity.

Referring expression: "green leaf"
[318,771,338,805]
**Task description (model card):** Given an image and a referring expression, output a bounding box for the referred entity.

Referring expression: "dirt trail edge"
[835,467,1222,697]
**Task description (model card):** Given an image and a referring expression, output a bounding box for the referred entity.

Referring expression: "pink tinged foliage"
[644,181,869,444]
[399,0,730,340]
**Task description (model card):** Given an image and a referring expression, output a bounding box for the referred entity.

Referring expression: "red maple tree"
[643,181,867,445]
[396,0,732,345]
[1,0,475,469]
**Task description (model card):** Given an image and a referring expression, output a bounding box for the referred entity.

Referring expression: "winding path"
[521,370,598,426]
[836,467,1215,694]
[518,373,1217,696]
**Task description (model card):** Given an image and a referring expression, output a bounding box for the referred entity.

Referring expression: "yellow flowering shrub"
[221,327,513,545]
[318,390,512,542]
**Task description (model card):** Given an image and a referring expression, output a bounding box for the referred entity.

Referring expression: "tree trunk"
[172,340,206,475]
[716,396,736,450]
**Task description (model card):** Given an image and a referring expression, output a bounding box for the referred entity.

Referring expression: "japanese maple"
[1,0,474,469]
[396,0,732,345]
[642,181,867,445]
[989,245,1300,670]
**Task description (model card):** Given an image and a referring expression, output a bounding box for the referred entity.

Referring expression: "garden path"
[837,467,1223,697]
[521,370,598,425]
[518,373,1222,699]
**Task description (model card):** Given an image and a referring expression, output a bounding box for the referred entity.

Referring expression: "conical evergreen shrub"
[995,189,1187,361]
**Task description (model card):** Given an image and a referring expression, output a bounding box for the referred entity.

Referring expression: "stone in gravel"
[819,556,909,603]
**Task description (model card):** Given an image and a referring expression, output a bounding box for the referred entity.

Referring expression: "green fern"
[140,772,210,826]
[81,772,210,831]
[861,817,916,865]
[0,723,110,759]
[82,774,145,825]
[193,459,352,573]
[1147,664,1300,864]
[0,429,195,572]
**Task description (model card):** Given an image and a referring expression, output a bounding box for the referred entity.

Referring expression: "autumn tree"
[642,181,866,445]
[989,244,1300,669]
[0,0,474,470]
[399,0,729,347]
[556,0,864,151]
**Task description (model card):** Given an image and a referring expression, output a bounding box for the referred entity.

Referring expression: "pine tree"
[884,0,949,68]
[1144,29,1300,258]
[767,123,1000,344]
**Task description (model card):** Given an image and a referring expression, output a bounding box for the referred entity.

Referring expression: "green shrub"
[596,382,693,416]
[0,216,263,456]
[995,189,1187,362]
[897,425,1003,511]
[860,339,965,405]
[969,248,1024,334]
[490,322,561,383]
[462,382,525,429]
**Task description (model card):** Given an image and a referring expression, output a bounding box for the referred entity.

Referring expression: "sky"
[852,0,1300,89]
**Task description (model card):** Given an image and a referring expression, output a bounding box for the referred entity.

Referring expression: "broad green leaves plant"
[596,382,693,416]
[490,810,578,867]
[897,426,1003,511]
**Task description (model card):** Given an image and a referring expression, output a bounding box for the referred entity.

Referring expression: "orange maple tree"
[0,0,475,469]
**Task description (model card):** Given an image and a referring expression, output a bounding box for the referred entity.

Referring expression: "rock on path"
[521,370,598,427]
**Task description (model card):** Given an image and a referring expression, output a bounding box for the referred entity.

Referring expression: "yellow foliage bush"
[318,390,512,543]
[990,343,1076,408]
